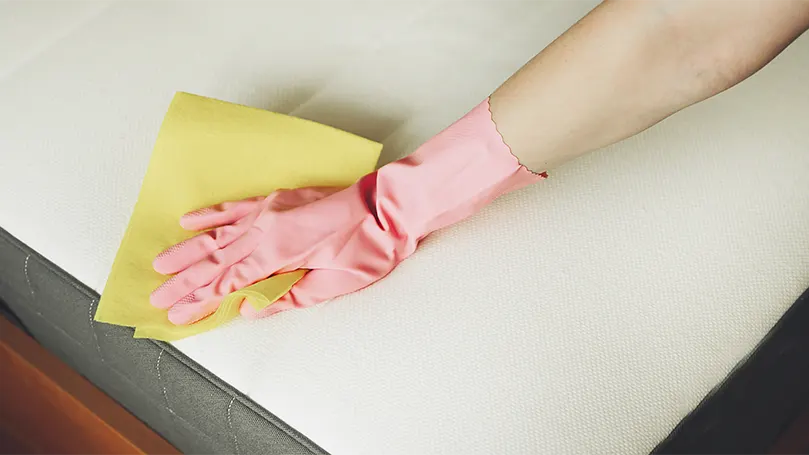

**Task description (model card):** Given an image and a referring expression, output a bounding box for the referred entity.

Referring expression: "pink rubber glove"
[151,98,545,324]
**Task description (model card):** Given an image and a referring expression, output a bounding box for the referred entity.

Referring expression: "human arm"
[492,0,809,170]
[151,0,809,324]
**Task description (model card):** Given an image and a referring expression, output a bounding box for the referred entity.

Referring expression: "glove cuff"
[371,97,546,251]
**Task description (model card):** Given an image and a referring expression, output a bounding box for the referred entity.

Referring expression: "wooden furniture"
[769,405,809,454]
[0,316,179,454]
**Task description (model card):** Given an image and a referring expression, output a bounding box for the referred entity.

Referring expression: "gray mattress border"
[4,223,808,454]
[0,225,327,455]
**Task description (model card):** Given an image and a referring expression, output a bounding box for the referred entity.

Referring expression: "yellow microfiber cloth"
[95,92,382,341]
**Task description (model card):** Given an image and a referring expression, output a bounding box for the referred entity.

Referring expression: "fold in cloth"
[95,92,382,341]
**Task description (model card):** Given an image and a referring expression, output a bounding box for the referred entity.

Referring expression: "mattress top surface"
[1,2,808,454]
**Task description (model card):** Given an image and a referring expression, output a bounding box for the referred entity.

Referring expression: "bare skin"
[155,0,809,317]
[490,0,809,172]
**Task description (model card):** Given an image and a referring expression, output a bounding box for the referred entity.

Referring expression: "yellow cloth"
[95,92,382,341]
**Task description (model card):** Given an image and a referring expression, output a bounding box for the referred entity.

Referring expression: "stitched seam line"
[156,349,175,415]
[2,302,221,449]
[0,227,327,455]
[227,396,242,455]
[88,298,105,363]
[23,254,44,318]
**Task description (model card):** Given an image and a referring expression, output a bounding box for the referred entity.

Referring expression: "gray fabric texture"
[0,226,327,455]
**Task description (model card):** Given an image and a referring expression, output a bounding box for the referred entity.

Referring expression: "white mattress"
[2,1,808,454]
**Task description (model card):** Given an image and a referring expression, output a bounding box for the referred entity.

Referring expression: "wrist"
[370,98,545,243]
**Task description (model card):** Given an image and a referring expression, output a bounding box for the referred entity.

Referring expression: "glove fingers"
[166,293,220,325]
[153,214,257,275]
[167,254,275,324]
[240,268,373,319]
[153,231,218,276]
[179,197,264,231]
[150,227,264,309]
[157,188,339,277]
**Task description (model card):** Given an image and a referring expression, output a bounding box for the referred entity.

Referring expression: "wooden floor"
[0,316,179,454]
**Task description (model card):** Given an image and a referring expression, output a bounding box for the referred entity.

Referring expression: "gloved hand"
[151,98,545,324]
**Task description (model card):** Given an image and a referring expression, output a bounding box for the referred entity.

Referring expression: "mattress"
[1,1,808,454]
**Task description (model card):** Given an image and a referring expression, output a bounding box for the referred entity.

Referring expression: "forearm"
[491,0,809,172]
[363,0,809,245]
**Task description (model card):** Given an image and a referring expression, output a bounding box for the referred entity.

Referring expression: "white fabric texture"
[1,1,808,454]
